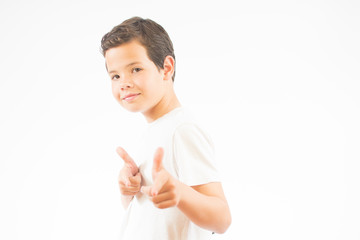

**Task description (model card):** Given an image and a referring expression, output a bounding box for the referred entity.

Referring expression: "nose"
[119,77,134,90]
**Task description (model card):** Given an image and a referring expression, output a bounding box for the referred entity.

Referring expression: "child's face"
[105,40,167,116]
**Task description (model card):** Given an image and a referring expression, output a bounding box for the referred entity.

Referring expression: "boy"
[100,17,231,239]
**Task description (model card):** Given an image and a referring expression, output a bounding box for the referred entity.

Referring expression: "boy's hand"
[117,147,142,196]
[141,147,181,209]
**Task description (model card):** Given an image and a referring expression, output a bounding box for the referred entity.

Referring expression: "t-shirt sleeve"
[172,123,220,186]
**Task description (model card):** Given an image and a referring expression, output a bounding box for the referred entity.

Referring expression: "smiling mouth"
[122,93,141,102]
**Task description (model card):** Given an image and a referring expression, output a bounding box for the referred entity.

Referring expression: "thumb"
[141,186,152,197]
[116,147,138,174]
[153,147,164,173]
[129,172,142,186]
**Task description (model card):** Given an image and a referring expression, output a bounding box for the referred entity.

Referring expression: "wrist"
[121,195,134,209]
[122,195,134,199]
[176,180,187,208]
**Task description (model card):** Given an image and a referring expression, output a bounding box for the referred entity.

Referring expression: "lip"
[122,93,141,102]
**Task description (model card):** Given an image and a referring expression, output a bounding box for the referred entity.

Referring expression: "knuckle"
[151,197,158,204]
[156,203,165,209]
[169,191,176,199]
[167,181,175,189]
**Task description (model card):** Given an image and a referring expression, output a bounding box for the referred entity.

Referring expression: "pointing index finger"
[153,147,164,173]
[116,147,138,174]
[151,171,168,196]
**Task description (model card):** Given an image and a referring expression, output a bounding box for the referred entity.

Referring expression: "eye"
[132,67,142,73]
[111,74,120,81]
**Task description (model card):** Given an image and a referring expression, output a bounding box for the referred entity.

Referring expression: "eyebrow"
[107,61,142,74]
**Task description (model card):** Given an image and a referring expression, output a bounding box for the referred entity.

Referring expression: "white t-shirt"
[119,107,220,240]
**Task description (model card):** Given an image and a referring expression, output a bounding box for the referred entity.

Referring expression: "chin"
[121,104,144,113]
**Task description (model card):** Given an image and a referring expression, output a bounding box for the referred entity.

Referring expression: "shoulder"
[168,107,213,147]
[171,114,219,186]
[174,122,214,146]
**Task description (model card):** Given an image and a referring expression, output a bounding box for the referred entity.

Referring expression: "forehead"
[105,40,150,71]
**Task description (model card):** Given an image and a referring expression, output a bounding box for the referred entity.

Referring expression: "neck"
[143,88,181,123]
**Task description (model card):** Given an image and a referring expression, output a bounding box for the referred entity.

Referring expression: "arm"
[121,195,134,209]
[141,148,231,234]
[178,182,231,234]
[116,147,142,209]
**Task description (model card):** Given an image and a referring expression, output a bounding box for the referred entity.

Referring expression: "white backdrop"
[1,0,359,239]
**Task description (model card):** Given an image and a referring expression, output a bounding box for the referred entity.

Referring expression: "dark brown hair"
[101,17,176,81]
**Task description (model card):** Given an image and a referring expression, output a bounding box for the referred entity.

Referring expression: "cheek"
[111,84,120,101]
[141,73,161,91]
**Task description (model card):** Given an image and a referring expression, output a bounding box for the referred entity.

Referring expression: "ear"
[162,55,175,81]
